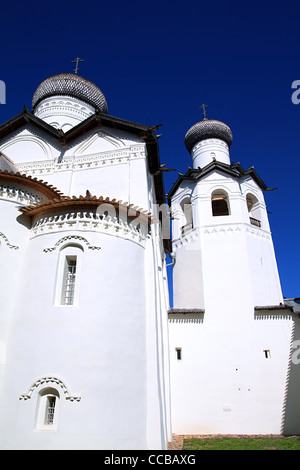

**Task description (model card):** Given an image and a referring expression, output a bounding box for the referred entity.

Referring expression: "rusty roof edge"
[0,169,64,198]
[18,194,156,223]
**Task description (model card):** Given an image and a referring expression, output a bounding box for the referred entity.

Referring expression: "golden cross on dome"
[71,57,85,74]
[199,103,208,119]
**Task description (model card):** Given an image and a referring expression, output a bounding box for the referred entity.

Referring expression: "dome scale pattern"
[184,119,233,153]
[32,73,108,114]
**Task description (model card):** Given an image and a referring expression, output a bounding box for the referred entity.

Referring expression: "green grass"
[182,436,300,450]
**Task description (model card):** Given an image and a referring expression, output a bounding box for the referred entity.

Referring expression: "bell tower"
[168,113,290,436]
[169,115,283,310]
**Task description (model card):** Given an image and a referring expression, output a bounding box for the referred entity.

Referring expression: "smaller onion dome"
[32,73,108,113]
[184,119,233,153]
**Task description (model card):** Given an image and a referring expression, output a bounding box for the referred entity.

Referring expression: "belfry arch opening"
[246,193,261,227]
[180,197,193,235]
[211,189,230,216]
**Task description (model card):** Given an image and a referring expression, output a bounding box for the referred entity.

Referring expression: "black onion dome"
[184,119,233,153]
[32,73,108,113]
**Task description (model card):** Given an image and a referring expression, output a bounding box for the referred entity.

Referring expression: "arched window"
[36,387,60,430]
[180,197,193,235]
[246,193,261,227]
[211,190,230,216]
[54,244,84,306]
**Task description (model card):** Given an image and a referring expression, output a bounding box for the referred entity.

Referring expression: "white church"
[0,72,299,450]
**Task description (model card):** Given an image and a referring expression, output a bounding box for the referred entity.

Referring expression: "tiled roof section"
[168,308,205,314]
[19,192,155,224]
[168,308,205,321]
[254,304,293,311]
[255,302,300,318]
[254,304,295,318]
[0,170,64,199]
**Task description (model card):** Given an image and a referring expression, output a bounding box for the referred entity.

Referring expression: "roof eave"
[0,170,63,199]
[0,109,62,142]
[167,161,272,201]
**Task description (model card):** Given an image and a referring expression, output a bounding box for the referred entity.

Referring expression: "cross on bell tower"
[199,103,208,120]
[71,57,85,74]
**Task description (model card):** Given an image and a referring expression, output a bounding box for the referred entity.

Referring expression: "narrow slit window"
[55,244,83,307]
[264,349,271,358]
[36,388,60,431]
[45,396,56,425]
[62,256,77,305]
[176,348,182,361]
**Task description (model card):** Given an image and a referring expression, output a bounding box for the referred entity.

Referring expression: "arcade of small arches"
[178,190,263,237]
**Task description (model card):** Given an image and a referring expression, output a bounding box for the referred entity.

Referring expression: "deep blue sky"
[0,0,299,299]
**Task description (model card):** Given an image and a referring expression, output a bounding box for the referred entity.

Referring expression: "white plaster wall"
[0,126,61,163]
[0,105,170,450]
[169,312,294,434]
[0,172,170,449]
[0,186,46,386]
[0,229,150,449]
[144,224,172,449]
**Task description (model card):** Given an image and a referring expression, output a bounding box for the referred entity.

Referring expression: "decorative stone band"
[0,182,44,205]
[33,212,149,248]
[34,96,95,124]
[0,232,19,250]
[43,235,101,252]
[19,376,81,402]
[16,146,146,178]
[20,193,155,247]
[172,223,272,253]
[19,193,155,224]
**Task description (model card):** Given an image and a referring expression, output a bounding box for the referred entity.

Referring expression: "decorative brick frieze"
[32,211,149,248]
[0,232,19,250]
[19,376,81,402]
[0,183,43,205]
[43,235,101,252]
[17,145,146,177]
